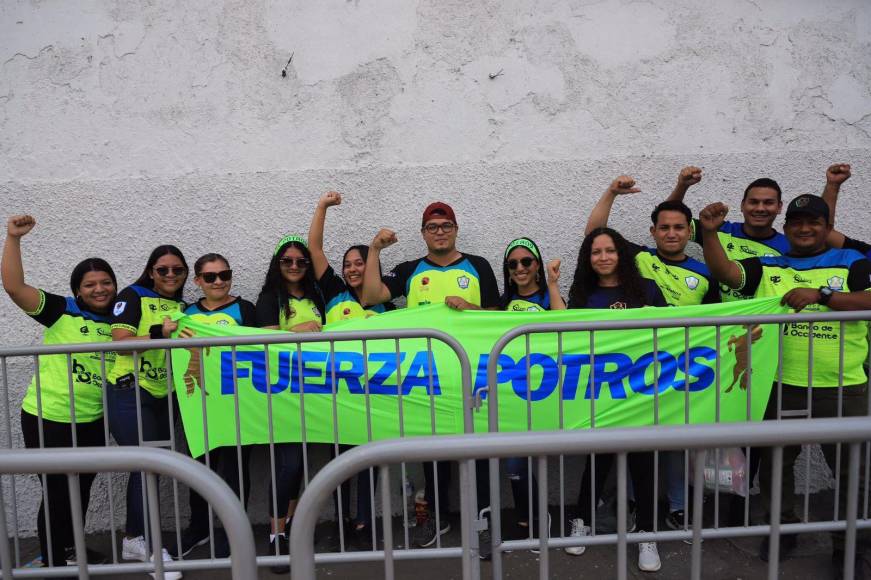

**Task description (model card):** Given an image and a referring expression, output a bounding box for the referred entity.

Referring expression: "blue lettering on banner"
[220,346,718,400]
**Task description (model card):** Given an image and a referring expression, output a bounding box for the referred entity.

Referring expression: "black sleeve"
[469,255,500,308]
[847,258,871,292]
[255,292,280,327]
[110,287,143,332]
[316,265,347,303]
[690,218,703,245]
[844,237,871,259]
[239,299,258,326]
[382,301,397,312]
[383,260,415,300]
[737,258,763,297]
[701,275,721,304]
[28,290,68,328]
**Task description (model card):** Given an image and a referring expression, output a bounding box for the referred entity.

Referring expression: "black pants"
[188,445,253,533]
[759,383,869,553]
[332,444,377,528]
[20,409,105,567]
[574,452,656,532]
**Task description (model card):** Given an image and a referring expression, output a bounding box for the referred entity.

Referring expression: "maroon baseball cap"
[421,202,457,227]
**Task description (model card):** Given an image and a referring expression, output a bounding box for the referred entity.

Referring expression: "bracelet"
[149,324,164,340]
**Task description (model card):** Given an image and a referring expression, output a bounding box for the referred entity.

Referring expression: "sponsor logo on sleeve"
[113,301,126,316]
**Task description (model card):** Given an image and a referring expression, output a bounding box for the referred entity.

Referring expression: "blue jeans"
[107,385,172,538]
[663,451,685,512]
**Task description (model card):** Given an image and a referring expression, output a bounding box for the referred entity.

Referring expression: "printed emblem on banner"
[113,301,127,316]
[457,276,470,290]
[827,276,844,291]
[685,276,699,290]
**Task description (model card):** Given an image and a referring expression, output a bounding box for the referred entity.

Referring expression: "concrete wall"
[2,0,870,537]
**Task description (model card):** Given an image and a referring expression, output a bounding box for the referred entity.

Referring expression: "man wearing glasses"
[361,201,499,548]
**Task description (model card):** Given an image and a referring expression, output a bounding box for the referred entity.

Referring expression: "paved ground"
[11,493,857,579]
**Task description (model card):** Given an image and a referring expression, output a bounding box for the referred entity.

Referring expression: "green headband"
[274,234,308,255]
[504,238,540,260]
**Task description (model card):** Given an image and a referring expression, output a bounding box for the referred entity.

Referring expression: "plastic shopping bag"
[698,447,749,497]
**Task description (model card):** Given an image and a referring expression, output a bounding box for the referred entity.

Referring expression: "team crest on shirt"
[457,276,470,290]
[113,301,127,316]
[827,276,844,291]
[685,276,699,290]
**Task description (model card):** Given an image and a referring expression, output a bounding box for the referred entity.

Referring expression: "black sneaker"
[665,509,686,531]
[833,550,871,580]
[64,547,107,565]
[759,534,797,562]
[214,529,230,559]
[350,524,374,551]
[412,511,451,548]
[269,533,290,574]
[167,527,210,558]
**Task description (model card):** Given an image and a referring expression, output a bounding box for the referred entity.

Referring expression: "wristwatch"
[818,286,834,306]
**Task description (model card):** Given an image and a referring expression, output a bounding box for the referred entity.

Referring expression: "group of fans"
[3,163,870,578]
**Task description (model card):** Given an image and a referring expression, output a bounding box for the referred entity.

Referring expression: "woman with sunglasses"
[308,191,395,549]
[564,227,665,573]
[106,245,188,579]
[2,215,117,570]
[482,238,563,559]
[170,253,256,559]
[255,235,325,572]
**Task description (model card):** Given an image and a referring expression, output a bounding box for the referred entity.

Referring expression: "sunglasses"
[153,266,187,277]
[423,222,456,234]
[507,257,536,270]
[279,257,309,268]
[199,270,233,283]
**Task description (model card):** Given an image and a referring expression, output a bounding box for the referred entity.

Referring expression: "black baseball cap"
[785,194,830,222]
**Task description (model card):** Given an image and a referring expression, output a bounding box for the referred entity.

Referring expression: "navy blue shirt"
[573,279,668,310]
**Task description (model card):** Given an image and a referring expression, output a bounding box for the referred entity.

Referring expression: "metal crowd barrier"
[0,328,473,576]
[0,446,257,579]
[289,417,871,580]
[484,310,871,579]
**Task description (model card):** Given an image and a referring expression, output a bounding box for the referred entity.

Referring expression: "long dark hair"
[259,239,325,322]
[499,237,548,309]
[70,258,117,296]
[132,245,188,300]
[568,227,648,308]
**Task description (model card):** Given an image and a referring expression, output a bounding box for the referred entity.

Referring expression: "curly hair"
[568,227,649,308]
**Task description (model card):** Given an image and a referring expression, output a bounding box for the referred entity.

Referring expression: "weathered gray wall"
[2,0,870,537]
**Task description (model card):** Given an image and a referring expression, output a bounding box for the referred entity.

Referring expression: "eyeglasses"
[507,257,536,270]
[199,270,233,283]
[153,266,187,277]
[279,257,309,268]
[423,222,456,234]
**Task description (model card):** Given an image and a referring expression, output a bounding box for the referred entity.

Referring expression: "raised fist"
[699,202,729,232]
[677,166,702,188]
[608,176,641,196]
[371,228,398,250]
[7,215,36,238]
[319,191,342,208]
[546,259,561,284]
[826,164,851,186]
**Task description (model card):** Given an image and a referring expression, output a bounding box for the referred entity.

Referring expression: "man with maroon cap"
[362,201,499,548]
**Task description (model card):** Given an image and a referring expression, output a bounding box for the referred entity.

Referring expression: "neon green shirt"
[21,290,115,423]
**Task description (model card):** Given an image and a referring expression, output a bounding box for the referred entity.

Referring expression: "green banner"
[170,298,789,457]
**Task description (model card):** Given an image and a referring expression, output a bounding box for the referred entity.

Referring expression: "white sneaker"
[122,536,148,562]
[638,540,661,572]
[150,548,182,579]
[564,518,590,556]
